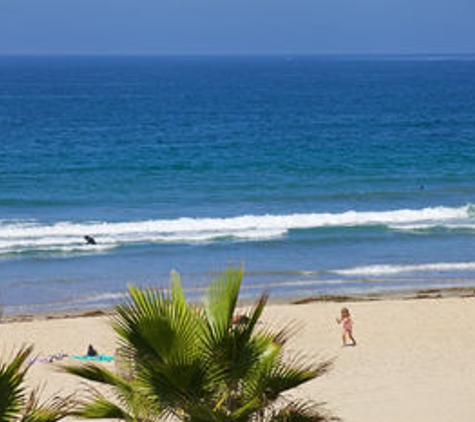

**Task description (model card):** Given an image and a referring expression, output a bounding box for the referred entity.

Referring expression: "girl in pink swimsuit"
[336,307,357,347]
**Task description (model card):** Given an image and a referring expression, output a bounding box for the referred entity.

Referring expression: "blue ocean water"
[1,55,475,313]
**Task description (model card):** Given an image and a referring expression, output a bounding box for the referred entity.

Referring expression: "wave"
[333,262,475,277]
[0,204,474,255]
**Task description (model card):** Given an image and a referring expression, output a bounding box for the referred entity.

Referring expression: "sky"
[0,0,474,55]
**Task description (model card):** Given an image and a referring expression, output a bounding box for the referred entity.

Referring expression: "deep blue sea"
[1,55,475,314]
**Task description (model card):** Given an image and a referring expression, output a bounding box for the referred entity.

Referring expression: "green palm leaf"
[64,364,161,421]
[64,363,133,394]
[268,401,339,422]
[0,346,32,420]
[115,285,199,363]
[73,397,130,420]
[204,267,243,340]
[21,392,75,422]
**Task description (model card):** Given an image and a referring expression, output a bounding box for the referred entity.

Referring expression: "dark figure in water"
[84,235,96,245]
[87,344,98,357]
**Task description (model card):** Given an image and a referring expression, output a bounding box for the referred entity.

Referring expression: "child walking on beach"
[336,307,357,347]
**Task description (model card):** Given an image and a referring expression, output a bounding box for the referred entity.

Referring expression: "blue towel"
[72,354,115,362]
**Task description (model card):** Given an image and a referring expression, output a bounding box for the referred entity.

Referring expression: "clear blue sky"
[1,0,474,55]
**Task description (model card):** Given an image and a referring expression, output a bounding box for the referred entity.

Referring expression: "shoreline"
[3,284,475,323]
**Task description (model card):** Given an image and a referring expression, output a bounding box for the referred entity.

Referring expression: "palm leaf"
[245,350,332,404]
[114,285,199,363]
[64,365,162,421]
[203,266,243,340]
[111,281,212,413]
[73,397,129,420]
[170,269,187,310]
[21,392,75,422]
[268,401,339,422]
[0,346,33,420]
[63,363,132,392]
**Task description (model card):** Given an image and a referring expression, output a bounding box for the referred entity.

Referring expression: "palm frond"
[203,266,243,340]
[65,366,162,421]
[268,401,339,422]
[236,292,269,342]
[72,396,132,420]
[137,358,210,412]
[114,284,201,366]
[245,353,333,405]
[21,391,75,422]
[62,362,163,418]
[63,362,132,391]
[110,281,211,412]
[170,269,187,310]
[0,346,33,419]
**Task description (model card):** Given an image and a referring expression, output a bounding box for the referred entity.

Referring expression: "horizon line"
[0,52,474,58]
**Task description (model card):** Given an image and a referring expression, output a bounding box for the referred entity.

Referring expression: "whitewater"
[1,205,475,256]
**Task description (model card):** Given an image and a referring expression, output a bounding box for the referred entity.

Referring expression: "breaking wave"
[0,204,473,256]
[333,262,475,277]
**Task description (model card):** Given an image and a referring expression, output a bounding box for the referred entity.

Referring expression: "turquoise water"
[1,56,475,313]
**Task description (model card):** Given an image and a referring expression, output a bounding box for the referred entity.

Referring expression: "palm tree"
[0,345,73,421]
[66,267,336,421]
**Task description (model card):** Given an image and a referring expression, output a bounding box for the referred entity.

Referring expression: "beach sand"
[1,292,475,421]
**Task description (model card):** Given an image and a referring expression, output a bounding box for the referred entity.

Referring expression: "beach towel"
[72,354,115,362]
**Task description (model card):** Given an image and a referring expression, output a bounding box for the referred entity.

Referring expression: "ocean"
[1,55,475,314]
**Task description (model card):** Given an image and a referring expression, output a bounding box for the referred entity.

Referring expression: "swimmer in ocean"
[84,235,96,245]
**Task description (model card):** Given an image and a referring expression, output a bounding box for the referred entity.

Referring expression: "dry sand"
[1,293,475,421]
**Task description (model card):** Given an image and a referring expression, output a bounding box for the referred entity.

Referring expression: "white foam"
[390,223,475,231]
[333,262,475,276]
[0,204,473,254]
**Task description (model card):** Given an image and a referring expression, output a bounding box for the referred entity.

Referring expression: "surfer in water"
[84,235,97,245]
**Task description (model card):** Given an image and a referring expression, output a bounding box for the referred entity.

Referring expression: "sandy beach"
[2,291,475,422]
